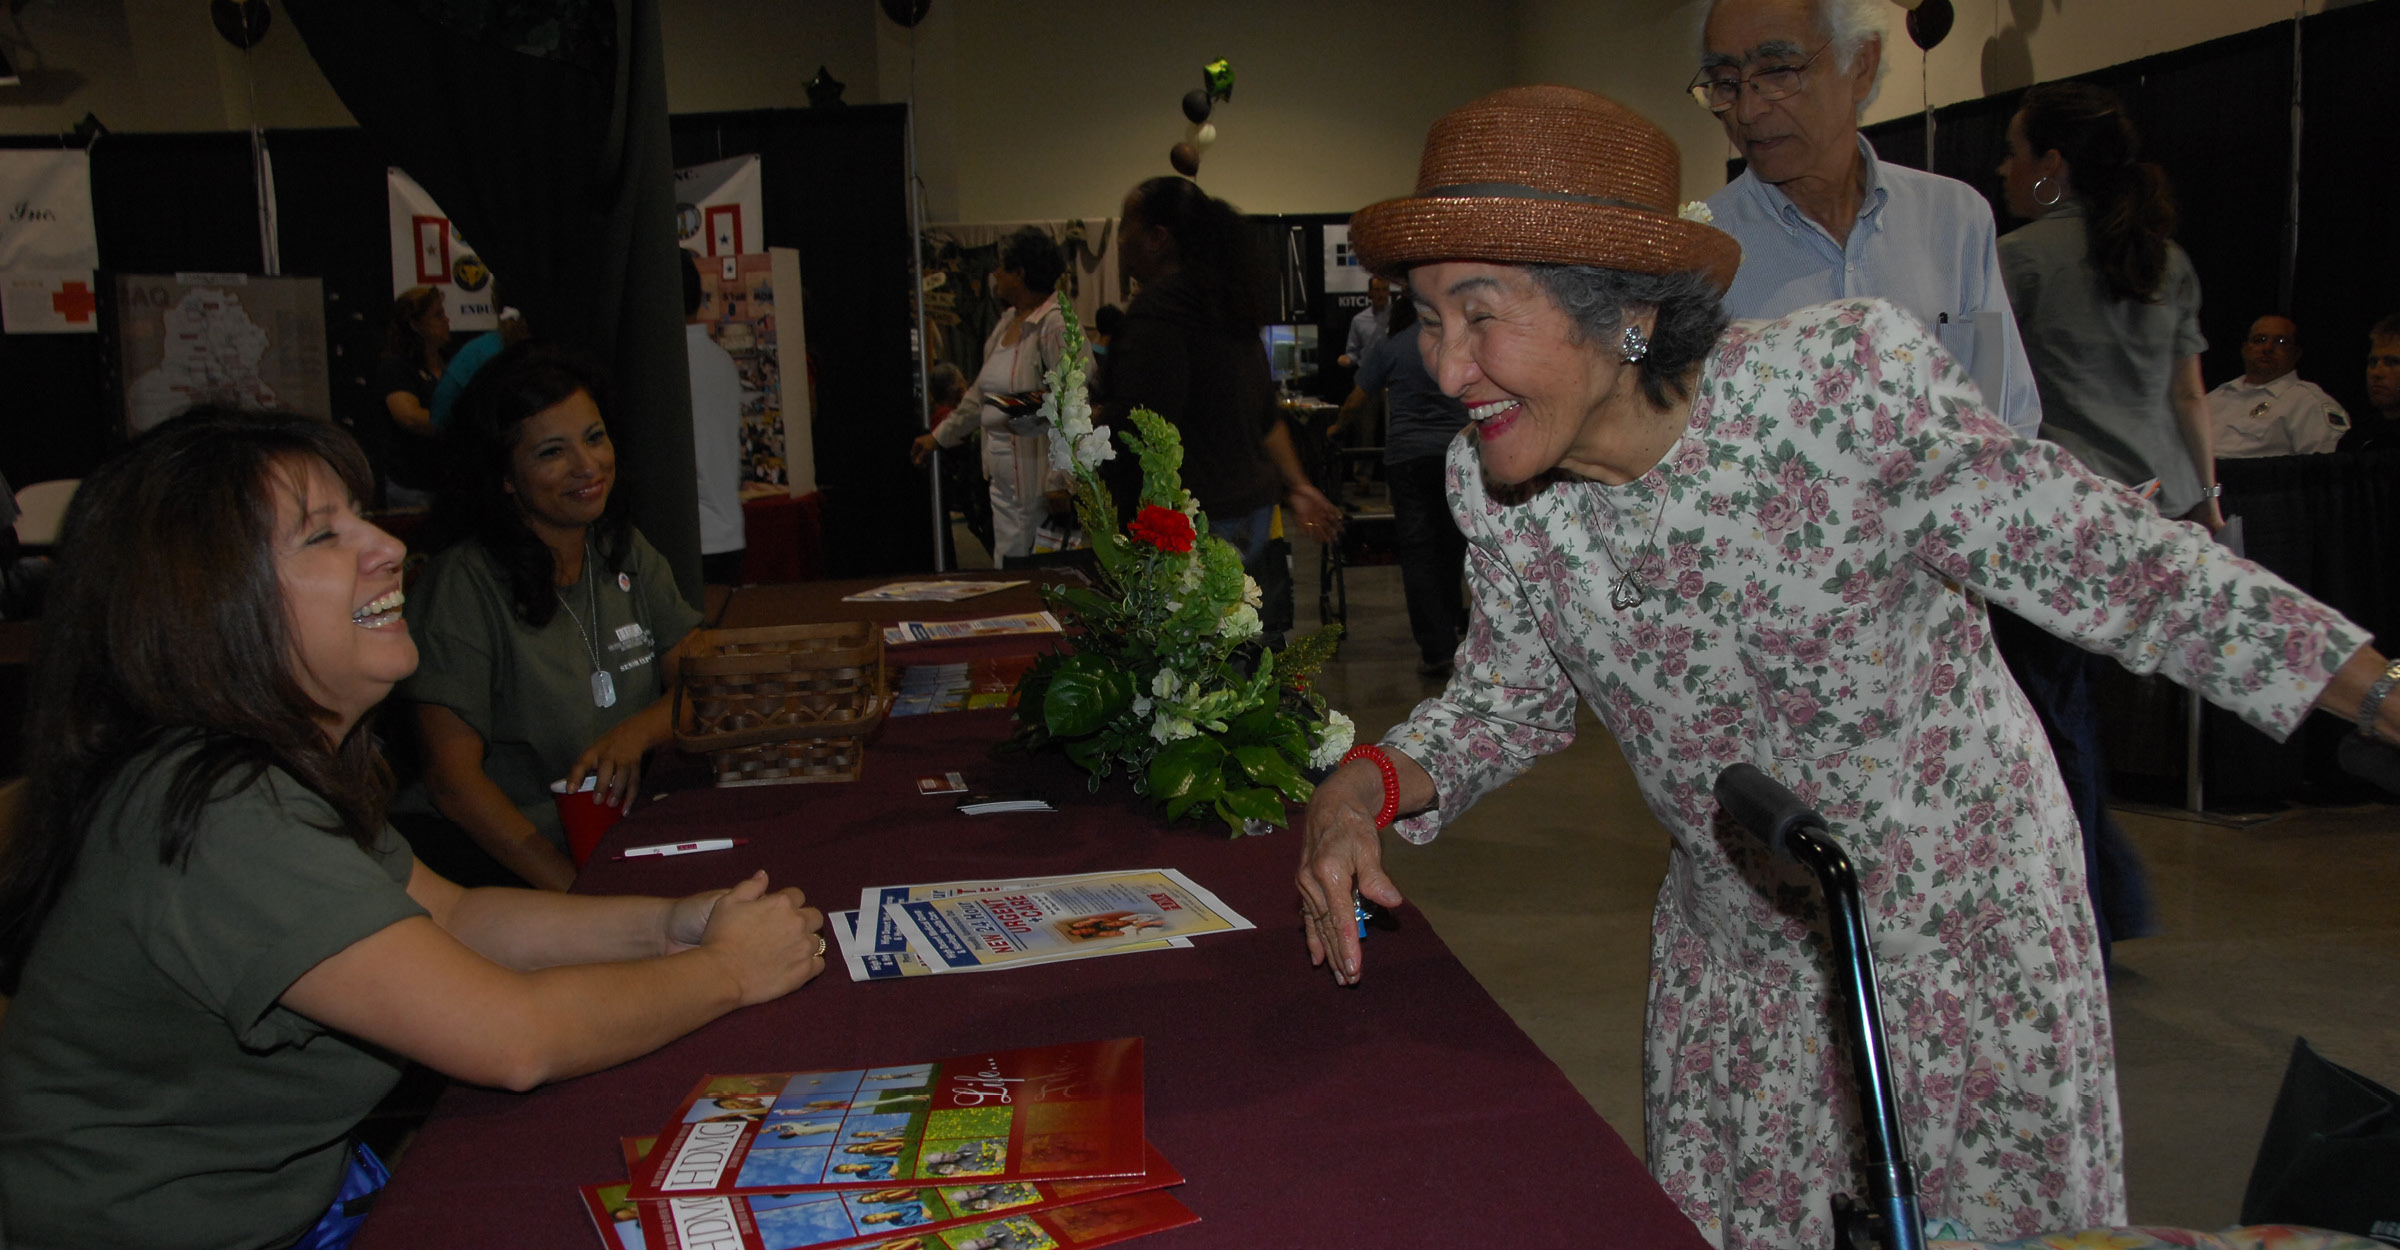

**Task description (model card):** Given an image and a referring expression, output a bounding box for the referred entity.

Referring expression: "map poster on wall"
[697,251,787,487]
[114,274,330,435]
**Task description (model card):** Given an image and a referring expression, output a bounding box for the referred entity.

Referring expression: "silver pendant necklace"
[556,540,618,708]
[1585,479,1670,613]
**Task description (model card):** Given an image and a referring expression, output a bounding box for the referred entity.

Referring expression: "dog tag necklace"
[557,541,617,708]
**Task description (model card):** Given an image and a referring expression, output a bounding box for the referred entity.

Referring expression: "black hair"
[438,340,632,627]
[2371,313,2400,341]
[0,408,394,994]
[1092,304,1126,339]
[1124,175,1271,334]
[2019,81,2175,304]
[999,227,1066,296]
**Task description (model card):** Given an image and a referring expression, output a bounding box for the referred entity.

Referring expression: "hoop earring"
[1619,324,1650,364]
[2032,175,2062,209]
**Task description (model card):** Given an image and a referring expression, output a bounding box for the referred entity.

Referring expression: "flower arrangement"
[1011,297,1350,835]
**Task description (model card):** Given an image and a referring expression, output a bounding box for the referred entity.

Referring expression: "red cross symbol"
[50,280,97,324]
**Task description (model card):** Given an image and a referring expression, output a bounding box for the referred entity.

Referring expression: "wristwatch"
[2358,659,2400,743]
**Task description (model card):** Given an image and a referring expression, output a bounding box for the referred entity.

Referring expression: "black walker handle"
[1714,764,1927,1250]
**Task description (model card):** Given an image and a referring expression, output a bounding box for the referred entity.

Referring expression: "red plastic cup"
[550,776,626,866]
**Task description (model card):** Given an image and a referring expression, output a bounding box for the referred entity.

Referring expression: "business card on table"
[918,771,968,796]
[955,794,1054,815]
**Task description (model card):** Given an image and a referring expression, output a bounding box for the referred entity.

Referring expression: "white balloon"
[1188,122,1218,150]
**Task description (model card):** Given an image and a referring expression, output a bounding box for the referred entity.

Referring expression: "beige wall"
[0,0,2341,216]
[0,0,353,133]
[1518,0,2342,204]
[880,0,1518,223]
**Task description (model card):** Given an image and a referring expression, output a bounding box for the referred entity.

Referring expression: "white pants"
[982,427,1046,561]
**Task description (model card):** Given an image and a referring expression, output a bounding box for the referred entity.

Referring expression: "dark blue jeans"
[1388,456,1467,667]
[1989,607,2156,965]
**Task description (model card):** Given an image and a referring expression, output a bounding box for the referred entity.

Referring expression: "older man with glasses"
[1697,0,2041,439]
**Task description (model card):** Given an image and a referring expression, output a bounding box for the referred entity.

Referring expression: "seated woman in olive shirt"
[396,342,703,890]
[0,409,823,1250]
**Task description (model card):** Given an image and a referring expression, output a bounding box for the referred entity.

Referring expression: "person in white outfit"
[683,251,749,583]
[911,228,1083,562]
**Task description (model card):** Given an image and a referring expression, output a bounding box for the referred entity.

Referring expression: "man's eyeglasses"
[2245,334,2297,348]
[1688,44,1830,114]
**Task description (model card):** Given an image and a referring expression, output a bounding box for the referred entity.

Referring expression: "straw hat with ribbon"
[1349,85,1740,293]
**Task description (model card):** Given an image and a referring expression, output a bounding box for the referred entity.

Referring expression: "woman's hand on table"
[697,870,827,1005]
[663,883,737,952]
[567,713,664,810]
[1296,759,1407,987]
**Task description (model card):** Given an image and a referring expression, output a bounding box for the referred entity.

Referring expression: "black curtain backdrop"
[1855,4,2400,804]
[283,0,701,603]
[669,106,926,578]
[1864,21,2294,391]
[2293,1,2400,416]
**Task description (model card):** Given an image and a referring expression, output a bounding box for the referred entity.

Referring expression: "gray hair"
[1702,0,1888,116]
[1524,265,1728,410]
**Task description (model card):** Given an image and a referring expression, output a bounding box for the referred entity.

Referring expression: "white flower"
[1150,712,1198,743]
[1678,200,1715,225]
[1151,669,1183,699]
[1220,602,1261,641]
[1131,695,1153,717]
[1240,575,1262,609]
[1308,710,1356,769]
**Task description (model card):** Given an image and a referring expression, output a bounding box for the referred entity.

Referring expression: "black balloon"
[879,0,933,28]
[1170,143,1202,177]
[1906,0,1955,50]
[806,65,848,109]
[210,0,271,48]
[1182,89,1213,125]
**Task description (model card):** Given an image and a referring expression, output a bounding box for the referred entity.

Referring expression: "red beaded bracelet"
[1341,744,1402,829]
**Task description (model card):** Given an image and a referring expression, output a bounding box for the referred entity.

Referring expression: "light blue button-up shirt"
[1706,137,2042,438]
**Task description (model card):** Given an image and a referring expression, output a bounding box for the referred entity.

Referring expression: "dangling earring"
[2032,175,2063,209]
[1619,324,1650,364]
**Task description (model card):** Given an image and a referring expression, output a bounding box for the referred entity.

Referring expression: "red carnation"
[1129,505,1197,554]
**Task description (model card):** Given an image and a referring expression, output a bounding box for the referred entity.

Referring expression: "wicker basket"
[673,622,890,785]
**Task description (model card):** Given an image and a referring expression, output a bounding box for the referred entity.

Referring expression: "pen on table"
[615,838,748,860]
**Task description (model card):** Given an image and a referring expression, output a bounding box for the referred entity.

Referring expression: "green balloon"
[1203,59,1235,102]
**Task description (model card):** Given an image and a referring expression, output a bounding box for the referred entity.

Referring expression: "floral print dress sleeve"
[1382,436,1582,845]
[1825,299,2365,736]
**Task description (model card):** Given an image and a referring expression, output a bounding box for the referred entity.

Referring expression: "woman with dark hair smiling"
[0,408,824,1250]
[395,341,704,890]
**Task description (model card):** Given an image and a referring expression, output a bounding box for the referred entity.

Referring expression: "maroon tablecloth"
[354,599,1707,1248]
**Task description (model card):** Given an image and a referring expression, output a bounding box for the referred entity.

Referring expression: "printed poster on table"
[386,167,497,332]
[0,149,99,334]
[113,274,330,434]
[675,154,764,259]
[627,1038,1147,1200]
[581,1141,1186,1250]
[885,869,1251,974]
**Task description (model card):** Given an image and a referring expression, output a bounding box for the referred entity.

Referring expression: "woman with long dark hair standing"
[394,342,704,890]
[1101,176,1341,639]
[0,409,823,1250]
[1993,80,2213,961]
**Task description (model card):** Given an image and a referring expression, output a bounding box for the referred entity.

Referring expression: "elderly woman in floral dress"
[1293,87,2400,1249]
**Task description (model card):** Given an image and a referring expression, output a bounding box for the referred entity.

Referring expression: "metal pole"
[2279,9,2303,312]
[905,94,943,571]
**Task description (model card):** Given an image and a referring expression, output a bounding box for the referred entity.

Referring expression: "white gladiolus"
[1309,710,1357,769]
[1152,669,1182,699]
[1220,602,1260,641]
[1150,712,1198,743]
